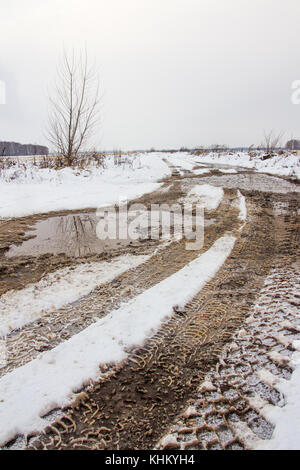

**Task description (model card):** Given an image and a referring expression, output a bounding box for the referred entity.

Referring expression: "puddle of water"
[6,212,144,258]
[194,162,250,171]
[6,208,209,258]
[191,173,300,194]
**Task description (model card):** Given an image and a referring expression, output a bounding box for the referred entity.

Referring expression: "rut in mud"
[156,262,300,450]
[1,166,299,450]
[156,203,300,450]
[1,183,240,377]
[26,188,299,451]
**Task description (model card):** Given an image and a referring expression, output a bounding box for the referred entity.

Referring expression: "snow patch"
[0,254,149,338]
[193,151,300,179]
[185,184,224,211]
[257,350,300,450]
[0,153,170,218]
[237,190,247,222]
[193,168,211,176]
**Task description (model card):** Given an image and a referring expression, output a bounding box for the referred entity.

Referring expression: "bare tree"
[210,144,228,152]
[261,130,284,153]
[47,49,101,166]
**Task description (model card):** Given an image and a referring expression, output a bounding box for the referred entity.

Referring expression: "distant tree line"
[0,141,49,157]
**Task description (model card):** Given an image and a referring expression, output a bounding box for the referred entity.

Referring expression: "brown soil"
[1,167,299,450]
[26,189,299,450]
[2,185,240,377]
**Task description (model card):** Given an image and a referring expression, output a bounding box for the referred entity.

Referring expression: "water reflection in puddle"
[6,209,209,258]
[6,213,137,258]
[190,173,300,194]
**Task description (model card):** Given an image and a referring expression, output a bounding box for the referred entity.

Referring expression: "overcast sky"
[1,0,300,150]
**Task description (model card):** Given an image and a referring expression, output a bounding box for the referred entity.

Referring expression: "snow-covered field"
[0,153,169,218]
[192,151,300,179]
[0,150,299,218]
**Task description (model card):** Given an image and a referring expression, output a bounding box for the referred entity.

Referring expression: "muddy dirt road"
[1,166,299,450]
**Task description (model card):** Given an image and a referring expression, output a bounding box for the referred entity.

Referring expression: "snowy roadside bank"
[0,235,236,446]
[0,153,170,218]
[191,151,300,179]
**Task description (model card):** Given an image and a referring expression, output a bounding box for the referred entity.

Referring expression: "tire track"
[156,267,299,449]
[25,190,299,451]
[1,186,239,378]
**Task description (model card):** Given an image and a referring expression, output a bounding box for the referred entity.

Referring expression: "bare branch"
[47,48,101,165]
[261,130,284,153]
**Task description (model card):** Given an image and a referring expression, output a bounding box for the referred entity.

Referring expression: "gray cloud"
[1,0,300,150]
